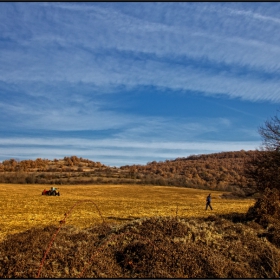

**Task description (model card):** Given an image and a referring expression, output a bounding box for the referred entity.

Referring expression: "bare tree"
[259,113,280,151]
[245,111,280,193]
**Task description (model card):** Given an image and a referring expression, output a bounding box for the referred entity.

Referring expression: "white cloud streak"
[228,8,280,25]
[0,137,260,166]
[0,137,260,150]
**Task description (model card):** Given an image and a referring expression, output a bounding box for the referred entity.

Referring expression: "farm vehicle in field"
[42,187,60,196]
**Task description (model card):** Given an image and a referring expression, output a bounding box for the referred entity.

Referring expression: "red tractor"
[42,187,60,196]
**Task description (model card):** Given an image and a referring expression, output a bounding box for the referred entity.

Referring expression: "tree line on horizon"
[0,150,259,194]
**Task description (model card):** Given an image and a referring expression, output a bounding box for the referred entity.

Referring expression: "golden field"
[0,184,255,242]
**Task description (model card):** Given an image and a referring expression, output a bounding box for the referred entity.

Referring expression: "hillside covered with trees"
[121,150,257,194]
[0,150,259,195]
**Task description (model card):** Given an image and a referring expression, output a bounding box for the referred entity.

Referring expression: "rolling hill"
[0,150,258,195]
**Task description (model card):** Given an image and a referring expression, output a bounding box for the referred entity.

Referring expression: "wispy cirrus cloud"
[228,6,280,25]
[1,49,280,103]
[1,2,280,102]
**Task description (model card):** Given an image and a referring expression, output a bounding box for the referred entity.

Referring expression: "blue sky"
[1,2,280,167]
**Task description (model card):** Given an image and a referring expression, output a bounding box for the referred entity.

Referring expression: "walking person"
[206,193,213,210]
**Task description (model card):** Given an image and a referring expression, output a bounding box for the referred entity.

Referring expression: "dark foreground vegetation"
[0,188,279,278]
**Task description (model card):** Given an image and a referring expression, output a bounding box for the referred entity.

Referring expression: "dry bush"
[247,188,280,222]
[1,215,280,278]
[246,188,280,248]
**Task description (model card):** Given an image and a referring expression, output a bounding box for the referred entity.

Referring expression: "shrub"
[247,188,280,224]
[25,174,36,184]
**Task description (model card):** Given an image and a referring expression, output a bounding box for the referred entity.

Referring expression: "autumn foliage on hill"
[121,150,260,194]
[0,156,107,185]
[0,156,104,172]
[0,151,261,194]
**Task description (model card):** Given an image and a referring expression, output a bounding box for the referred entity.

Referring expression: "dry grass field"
[0,183,255,242]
